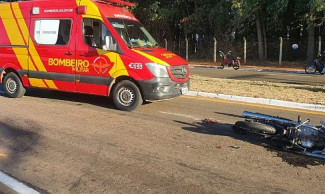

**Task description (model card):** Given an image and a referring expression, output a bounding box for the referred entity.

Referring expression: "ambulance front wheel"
[112,80,143,111]
[3,72,26,98]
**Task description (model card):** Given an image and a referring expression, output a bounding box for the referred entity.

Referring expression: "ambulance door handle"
[65,52,73,56]
[80,53,88,57]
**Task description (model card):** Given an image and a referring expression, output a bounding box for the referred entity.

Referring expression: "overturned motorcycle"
[233,111,325,160]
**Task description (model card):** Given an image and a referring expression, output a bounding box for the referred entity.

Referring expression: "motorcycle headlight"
[146,63,169,78]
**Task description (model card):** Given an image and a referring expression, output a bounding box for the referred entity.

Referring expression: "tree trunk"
[307,26,315,61]
[255,11,264,60]
[262,14,267,60]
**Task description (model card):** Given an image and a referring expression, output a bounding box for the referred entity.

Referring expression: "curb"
[186,91,325,113]
[0,171,40,194]
[189,65,305,74]
[242,68,305,74]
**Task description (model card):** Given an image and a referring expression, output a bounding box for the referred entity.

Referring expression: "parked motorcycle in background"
[233,111,325,160]
[219,51,241,70]
[305,54,325,75]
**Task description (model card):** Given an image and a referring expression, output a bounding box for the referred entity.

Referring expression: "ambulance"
[0,0,190,111]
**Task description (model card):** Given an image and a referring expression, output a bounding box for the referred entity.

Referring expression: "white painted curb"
[186,91,325,113]
[0,171,40,194]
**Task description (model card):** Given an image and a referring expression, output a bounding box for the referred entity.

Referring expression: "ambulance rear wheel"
[112,80,143,111]
[3,72,26,98]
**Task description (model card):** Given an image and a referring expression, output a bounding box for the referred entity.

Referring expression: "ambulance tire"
[3,72,26,98]
[112,80,143,111]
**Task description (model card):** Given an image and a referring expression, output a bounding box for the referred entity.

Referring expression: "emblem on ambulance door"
[92,56,114,74]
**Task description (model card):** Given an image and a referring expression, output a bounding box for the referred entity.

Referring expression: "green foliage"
[130,0,325,39]
[2,0,324,58]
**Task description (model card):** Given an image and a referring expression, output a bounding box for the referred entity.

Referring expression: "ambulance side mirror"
[104,36,117,52]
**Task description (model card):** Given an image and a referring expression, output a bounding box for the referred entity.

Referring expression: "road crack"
[69,144,103,191]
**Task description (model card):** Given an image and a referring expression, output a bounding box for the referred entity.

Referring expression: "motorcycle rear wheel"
[234,121,277,135]
[305,63,317,74]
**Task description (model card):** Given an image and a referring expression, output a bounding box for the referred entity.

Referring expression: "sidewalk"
[188,61,305,73]
[187,61,325,113]
[185,91,325,113]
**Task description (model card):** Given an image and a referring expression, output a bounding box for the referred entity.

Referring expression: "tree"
[232,0,289,60]
[295,0,325,60]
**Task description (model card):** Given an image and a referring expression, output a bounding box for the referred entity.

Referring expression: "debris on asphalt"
[204,118,217,125]
[229,145,240,149]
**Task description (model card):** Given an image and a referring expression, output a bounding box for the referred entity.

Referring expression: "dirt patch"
[190,75,325,105]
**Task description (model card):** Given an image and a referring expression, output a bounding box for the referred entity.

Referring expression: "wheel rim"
[6,78,18,94]
[306,65,316,73]
[307,66,315,72]
[118,87,135,106]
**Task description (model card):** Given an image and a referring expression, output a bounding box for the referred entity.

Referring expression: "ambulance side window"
[34,19,71,46]
[82,18,118,51]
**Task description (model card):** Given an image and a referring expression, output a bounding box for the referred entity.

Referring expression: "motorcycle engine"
[300,139,315,148]
[295,124,324,148]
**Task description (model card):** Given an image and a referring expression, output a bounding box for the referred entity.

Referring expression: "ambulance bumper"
[139,77,190,101]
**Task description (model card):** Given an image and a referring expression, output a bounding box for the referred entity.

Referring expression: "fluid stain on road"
[266,148,325,168]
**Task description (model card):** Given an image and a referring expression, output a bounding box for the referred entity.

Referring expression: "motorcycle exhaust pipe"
[242,111,293,124]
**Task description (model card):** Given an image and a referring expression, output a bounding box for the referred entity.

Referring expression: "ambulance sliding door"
[30,12,76,91]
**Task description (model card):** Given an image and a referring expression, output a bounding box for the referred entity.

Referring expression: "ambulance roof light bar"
[96,0,134,7]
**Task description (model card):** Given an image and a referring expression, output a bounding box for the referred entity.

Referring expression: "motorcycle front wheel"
[233,62,240,70]
[220,63,225,69]
[305,63,317,74]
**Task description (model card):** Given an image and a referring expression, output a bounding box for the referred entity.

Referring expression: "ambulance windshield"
[108,18,159,48]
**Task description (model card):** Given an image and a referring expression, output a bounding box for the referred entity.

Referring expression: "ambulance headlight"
[146,63,169,78]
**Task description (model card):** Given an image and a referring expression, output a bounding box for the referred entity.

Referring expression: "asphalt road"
[190,67,325,86]
[0,88,325,193]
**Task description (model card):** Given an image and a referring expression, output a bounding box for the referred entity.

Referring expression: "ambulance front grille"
[170,65,188,79]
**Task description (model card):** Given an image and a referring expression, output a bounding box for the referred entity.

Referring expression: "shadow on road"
[176,115,325,168]
[0,85,4,96]
[228,74,266,80]
[0,119,39,173]
[214,112,245,119]
[1,85,153,110]
[27,88,116,109]
[0,119,48,193]
[0,119,40,161]
[0,85,119,110]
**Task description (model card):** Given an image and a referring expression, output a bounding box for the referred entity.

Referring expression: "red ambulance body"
[0,0,190,111]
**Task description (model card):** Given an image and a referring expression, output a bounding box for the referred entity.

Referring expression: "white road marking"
[159,111,201,121]
[0,171,40,194]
